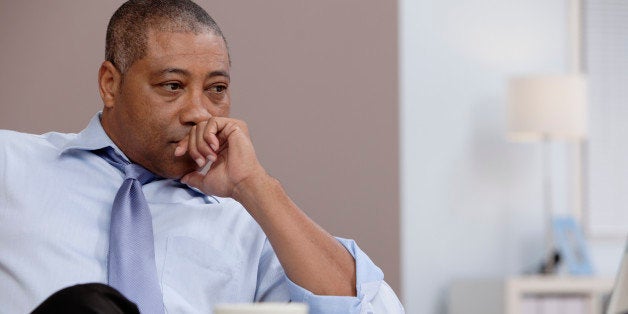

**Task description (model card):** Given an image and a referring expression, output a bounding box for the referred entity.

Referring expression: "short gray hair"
[105,0,228,73]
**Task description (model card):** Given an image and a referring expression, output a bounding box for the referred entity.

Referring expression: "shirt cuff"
[285,237,384,314]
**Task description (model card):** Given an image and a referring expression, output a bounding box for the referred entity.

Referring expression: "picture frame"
[553,216,594,275]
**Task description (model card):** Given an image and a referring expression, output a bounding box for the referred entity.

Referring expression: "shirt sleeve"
[254,237,405,314]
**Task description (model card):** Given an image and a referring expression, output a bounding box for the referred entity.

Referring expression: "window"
[584,0,628,236]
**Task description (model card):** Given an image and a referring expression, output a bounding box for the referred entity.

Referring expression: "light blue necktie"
[96,147,165,314]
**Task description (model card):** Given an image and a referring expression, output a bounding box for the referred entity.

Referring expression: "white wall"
[400,0,625,313]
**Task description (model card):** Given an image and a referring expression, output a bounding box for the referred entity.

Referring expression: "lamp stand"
[541,136,557,274]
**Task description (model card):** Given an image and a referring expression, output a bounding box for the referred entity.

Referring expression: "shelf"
[450,276,615,314]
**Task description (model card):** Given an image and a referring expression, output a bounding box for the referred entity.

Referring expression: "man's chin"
[157,160,198,180]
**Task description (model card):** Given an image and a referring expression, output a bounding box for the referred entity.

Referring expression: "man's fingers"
[213,119,248,145]
[188,125,205,168]
[174,135,189,157]
[195,121,214,157]
[178,117,249,170]
[203,118,222,149]
[180,171,204,188]
[203,130,220,152]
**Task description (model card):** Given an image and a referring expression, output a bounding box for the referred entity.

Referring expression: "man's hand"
[174,117,357,297]
[175,117,267,198]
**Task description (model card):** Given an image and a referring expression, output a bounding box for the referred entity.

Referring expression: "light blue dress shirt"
[0,113,403,313]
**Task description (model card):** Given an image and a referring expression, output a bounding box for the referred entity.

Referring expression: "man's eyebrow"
[153,69,229,80]
[207,70,230,80]
[155,68,190,77]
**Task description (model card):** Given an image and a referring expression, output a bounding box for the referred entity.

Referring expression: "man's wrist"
[232,170,277,206]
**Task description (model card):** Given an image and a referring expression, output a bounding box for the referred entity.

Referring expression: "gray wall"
[0,1,400,295]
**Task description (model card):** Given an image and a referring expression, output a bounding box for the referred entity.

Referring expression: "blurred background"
[2,0,628,313]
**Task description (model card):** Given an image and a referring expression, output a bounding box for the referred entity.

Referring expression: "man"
[0,1,403,313]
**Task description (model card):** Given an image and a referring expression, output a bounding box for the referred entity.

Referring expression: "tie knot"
[94,147,157,185]
[123,163,155,185]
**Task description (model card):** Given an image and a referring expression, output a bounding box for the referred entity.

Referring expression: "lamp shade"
[507,75,587,141]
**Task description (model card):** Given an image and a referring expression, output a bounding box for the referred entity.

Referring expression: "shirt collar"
[60,112,128,161]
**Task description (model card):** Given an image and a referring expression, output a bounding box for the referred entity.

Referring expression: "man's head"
[105,0,228,74]
[99,0,231,179]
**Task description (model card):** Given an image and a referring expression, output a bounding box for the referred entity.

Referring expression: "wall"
[207,0,399,293]
[0,0,400,295]
[401,0,624,313]
[0,1,112,133]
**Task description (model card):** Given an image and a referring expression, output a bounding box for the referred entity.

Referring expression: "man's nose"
[180,91,212,125]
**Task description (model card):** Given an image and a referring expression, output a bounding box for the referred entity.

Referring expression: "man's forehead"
[145,30,229,62]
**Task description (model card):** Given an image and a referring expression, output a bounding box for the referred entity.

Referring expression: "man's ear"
[98,61,121,109]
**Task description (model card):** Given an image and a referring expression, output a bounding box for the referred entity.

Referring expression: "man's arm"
[232,172,357,296]
[178,117,357,296]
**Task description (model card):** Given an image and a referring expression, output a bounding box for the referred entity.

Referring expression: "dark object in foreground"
[31,283,140,314]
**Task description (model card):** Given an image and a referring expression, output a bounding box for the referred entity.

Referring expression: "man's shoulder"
[0,129,78,155]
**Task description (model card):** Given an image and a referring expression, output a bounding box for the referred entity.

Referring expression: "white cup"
[214,302,308,314]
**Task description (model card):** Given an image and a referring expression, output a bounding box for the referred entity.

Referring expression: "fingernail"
[210,143,218,151]
[174,146,184,156]
[195,158,205,167]
[199,161,212,175]
[207,154,217,162]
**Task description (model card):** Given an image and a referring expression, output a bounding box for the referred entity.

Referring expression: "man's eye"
[209,85,227,94]
[163,83,182,91]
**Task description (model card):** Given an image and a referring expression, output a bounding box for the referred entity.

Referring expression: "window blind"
[584,0,628,236]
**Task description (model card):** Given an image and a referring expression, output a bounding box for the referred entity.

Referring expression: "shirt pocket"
[162,235,243,313]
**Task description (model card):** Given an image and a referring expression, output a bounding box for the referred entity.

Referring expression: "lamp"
[507,74,587,273]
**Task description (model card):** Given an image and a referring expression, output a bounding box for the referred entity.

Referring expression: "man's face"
[102,30,231,179]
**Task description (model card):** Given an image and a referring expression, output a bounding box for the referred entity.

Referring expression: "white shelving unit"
[449,276,615,314]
